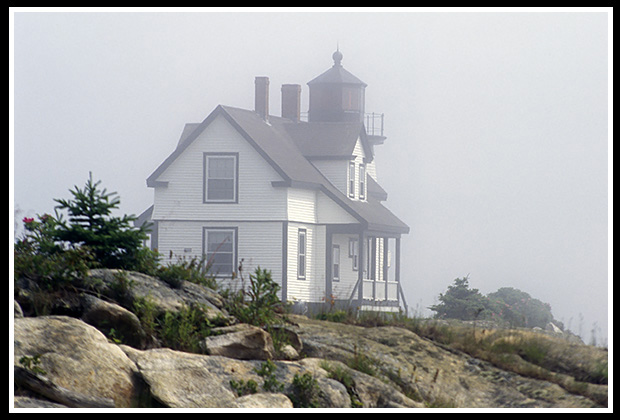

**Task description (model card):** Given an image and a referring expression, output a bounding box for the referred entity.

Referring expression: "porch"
[325,225,408,316]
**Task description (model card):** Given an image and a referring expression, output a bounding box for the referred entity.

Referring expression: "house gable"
[149,109,288,221]
[147,105,290,188]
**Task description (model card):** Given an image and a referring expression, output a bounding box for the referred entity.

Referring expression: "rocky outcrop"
[202,324,276,360]
[12,269,608,409]
[80,294,151,349]
[14,315,142,407]
[85,269,231,325]
[289,316,605,408]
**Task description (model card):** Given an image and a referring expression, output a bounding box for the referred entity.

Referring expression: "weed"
[229,379,258,397]
[255,360,284,393]
[156,254,217,290]
[158,303,213,353]
[346,343,378,377]
[288,372,321,408]
[321,361,363,408]
[109,270,135,303]
[18,355,47,376]
[225,267,282,328]
[133,295,158,338]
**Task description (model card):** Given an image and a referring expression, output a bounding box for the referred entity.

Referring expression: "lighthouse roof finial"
[332,45,343,67]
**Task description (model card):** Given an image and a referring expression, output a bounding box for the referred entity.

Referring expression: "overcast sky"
[10,8,611,345]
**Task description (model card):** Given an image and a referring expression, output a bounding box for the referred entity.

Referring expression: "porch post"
[395,236,401,304]
[358,230,364,306]
[325,226,333,303]
[383,237,389,299]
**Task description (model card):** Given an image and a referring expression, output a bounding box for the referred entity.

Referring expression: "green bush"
[225,267,282,328]
[255,360,284,393]
[229,379,258,397]
[158,303,213,353]
[15,213,94,290]
[14,174,159,292]
[487,287,555,329]
[288,372,321,408]
[156,254,217,290]
[429,277,559,329]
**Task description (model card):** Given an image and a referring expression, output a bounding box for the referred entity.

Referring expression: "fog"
[11,9,611,345]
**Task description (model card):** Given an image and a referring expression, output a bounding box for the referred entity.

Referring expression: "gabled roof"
[280,121,373,161]
[146,105,408,234]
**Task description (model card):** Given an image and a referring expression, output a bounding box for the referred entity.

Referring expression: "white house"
[138,51,410,314]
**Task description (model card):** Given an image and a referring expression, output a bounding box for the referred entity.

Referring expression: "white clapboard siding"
[152,115,287,221]
[316,191,358,224]
[330,233,359,301]
[157,219,283,292]
[235,221,283,294]
[287,188,317,224]
[286,222,326,304]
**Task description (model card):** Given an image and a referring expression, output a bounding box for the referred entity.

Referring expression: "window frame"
[203,227,237,278]
[332,244,341,281]
[348,161,356,198]
[349,238,359,271]
[203,152,239,204]
[297,228,307,280]
[359,164,366,200]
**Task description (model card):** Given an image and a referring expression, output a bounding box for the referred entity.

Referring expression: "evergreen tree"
[429,276,490,320]
[53,173,150,270]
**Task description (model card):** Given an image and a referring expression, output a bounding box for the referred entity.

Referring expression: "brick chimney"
[254,76,270,121]
[281,84,301,122]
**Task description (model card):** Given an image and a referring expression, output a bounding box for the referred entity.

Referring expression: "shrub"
[487,287,555,329]
[156,254,217,290]
[255,360,284,393]
[229,379,258,397]
[158,303,214,353]
[346,343,378,377]
[429,277,560,329]
[288,372,321,408]
[225,267,282,328]
[14,213,94,289]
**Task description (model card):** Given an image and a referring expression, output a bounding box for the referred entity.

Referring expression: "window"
[349,238,359,271]
[348,162,356,198]
[204,153,238,203]
[342,87,361,111]
[333,245,341,281]
[298,229,306,279]
[359,164,366,200]
[204,228,236,277]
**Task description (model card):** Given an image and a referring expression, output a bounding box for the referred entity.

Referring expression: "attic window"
[348,162,356,198]
[359,164,366,200]
[204,153,238,203]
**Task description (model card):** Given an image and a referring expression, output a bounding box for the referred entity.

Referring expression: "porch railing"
[298,112,383,137]
[348,277,408,316]
[364,112,384,137]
